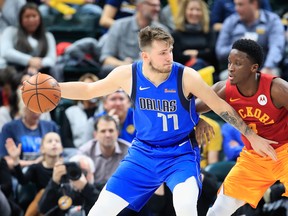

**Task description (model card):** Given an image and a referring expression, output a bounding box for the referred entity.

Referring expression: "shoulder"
[79,139,95,152]
[39,120,58,128]
[2,26,17,34]
[45,32,56,40]
[222,13,239,26]
[270,77,288,108]
[108,64,132,80]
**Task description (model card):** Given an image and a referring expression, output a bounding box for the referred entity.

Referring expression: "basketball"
[22,73,61,113]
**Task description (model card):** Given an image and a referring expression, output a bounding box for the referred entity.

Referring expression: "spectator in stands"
[39,0,102,20]
[99,0,167,78]
[99,0,136,29]
[0,3,57,75]
[221,122,244,161]
[85,90,135,143]
[210,0,271,32]
[0,0,26,33]
[215,0,285,76]
[0,106,59,168]
[79,115,129,187]
[0,68,51,131]
[61,73,104,148]
[5,132,63,216]
[0,0,26,69]
[38,154,100,216]
[172,0,218,71]
[0,157,23,216]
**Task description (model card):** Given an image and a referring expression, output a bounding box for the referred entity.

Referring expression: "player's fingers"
[266,146,277,161]
[255,150,267,158]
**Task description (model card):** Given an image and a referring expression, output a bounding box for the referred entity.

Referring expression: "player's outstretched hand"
[248,135,278,161]
[195,118,215,146]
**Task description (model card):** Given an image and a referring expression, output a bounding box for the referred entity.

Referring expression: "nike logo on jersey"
[139,86,150,91]
[179,141,188,146]
[229,98,240,102]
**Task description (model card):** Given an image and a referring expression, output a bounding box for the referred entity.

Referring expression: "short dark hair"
[232,39,264,68]
[138,26,174,51]
[94,115,119,131]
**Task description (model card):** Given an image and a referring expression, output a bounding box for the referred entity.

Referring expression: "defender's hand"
[195,118,215,145]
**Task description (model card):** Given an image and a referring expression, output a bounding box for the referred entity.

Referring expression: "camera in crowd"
[64,162,82,181]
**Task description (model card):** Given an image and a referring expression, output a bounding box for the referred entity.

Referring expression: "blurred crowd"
[0,0,287,215]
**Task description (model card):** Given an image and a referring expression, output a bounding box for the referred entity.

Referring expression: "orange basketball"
[22,73,61,113]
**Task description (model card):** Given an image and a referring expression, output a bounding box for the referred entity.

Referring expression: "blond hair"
[174,0,210,33]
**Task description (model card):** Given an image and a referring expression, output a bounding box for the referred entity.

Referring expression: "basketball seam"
[26,77,54,86]
[37,93,58,107]
[36,74,42,113]
[22,88,61,93]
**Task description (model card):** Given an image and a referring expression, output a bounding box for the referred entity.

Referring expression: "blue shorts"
[106,138,202,211]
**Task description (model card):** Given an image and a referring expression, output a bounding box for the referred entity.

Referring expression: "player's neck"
[142,66,170,86]
[237,73,260,97]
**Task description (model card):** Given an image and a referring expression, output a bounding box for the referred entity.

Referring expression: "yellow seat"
[198,66,215,86]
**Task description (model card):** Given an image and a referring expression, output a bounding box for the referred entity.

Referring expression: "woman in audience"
[0,3,57,75]
[0,68,51,132]
[172,0,218,72]
[5,132,63,216]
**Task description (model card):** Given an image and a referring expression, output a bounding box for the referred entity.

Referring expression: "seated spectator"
[39,0,102,20]
[0,3,57,75]
[85,90,135,143]
[38,154,100,216]
[210,0,271,32]
[99,0,136,29]
[0,0,26,33]
[0,106,59,168]
[215,0,285,76]
[0,0,26,69]
[0,157,23,215]
[79,115,130,187]
[221,123,244,161]
[0,189,11,216]
[61,73,104,148]
[5,132,63,216]
[99,0,167,78]
[172,0,218,71]
[0,68,51,131]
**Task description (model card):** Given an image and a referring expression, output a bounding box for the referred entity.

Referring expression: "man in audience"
[216,0,285,76]
[79,115,130,187]
[98,0,167,78]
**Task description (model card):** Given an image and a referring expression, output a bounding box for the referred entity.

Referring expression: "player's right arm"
[59,64,132,100]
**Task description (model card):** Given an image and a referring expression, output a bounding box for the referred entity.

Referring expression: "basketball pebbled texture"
[22,73,61,113]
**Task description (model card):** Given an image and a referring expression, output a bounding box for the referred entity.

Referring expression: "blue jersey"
[131,61,199,146]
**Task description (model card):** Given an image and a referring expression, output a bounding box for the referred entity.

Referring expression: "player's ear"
[251,63,258,72]
[141,51,149,61]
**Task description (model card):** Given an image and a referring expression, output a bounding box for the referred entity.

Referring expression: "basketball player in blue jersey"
[54,26,278,216]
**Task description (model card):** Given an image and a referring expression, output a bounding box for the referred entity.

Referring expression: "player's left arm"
[270,78,288,110]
